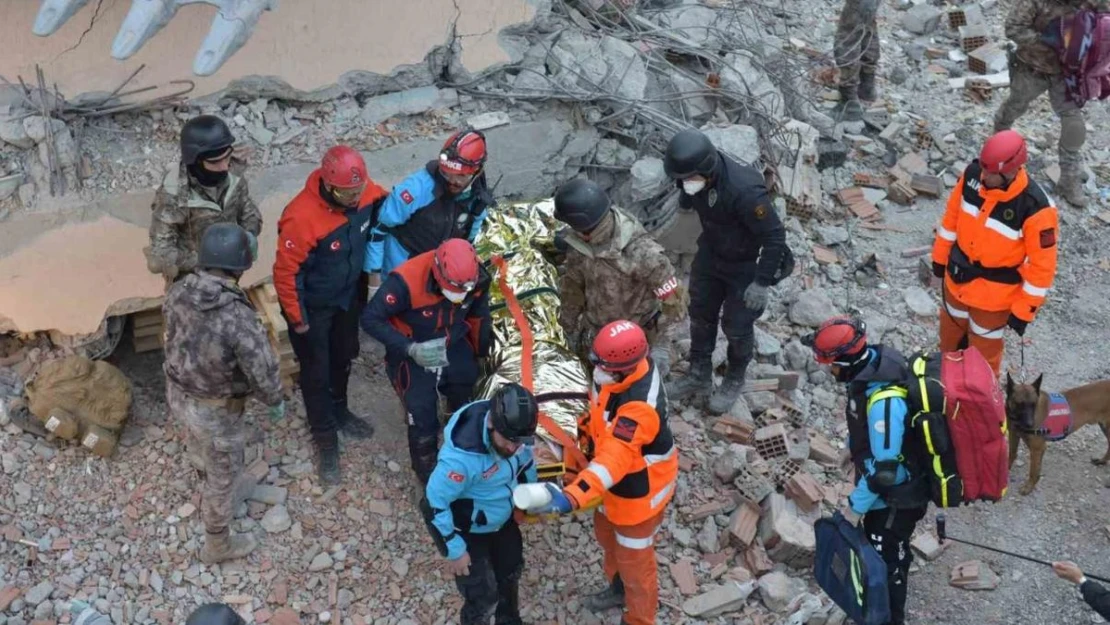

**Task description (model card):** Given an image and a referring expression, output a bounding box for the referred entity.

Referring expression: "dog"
[1004,373,1110,495]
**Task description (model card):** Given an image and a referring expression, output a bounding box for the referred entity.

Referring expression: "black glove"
[1007,314,1028,337]
[933,262,945,279]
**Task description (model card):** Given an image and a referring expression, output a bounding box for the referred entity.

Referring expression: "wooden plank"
[133,323,164,339]
[132,310,164,329]
[133,334,165,353]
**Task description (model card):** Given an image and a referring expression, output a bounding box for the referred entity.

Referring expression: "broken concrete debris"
[950,560,1001,591]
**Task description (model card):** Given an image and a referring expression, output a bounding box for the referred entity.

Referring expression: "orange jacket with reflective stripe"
[564,358,678,526]
[931,161,1058,322]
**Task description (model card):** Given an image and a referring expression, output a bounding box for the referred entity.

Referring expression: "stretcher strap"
[490,255,589,472]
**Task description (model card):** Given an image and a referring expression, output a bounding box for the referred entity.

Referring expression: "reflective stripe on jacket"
[565,358,679,526]
[931,161,1058,322]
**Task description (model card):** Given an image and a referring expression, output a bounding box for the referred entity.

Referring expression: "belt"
[946,244,1021,286]
[167,373,249,406]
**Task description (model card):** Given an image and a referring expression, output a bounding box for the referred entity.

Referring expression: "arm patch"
[654,276,679,300]
[401,190,414,204]
[447,471,465,483]
[1039,228,1056,248]
[612,416,638,442]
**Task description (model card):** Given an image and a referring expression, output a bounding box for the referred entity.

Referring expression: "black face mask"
[188,163,229,188]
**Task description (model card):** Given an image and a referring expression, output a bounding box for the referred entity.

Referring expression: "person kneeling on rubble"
[421,383,539,625]
[804,316,929,625]
[552,178,687,378]
[360,238,492,485]
[515,320,678,625]
[163,223,285,565]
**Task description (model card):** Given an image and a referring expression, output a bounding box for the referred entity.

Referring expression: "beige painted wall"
[0,0,534,99]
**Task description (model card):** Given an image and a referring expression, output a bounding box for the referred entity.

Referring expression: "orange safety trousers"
[938,282,1010,377]
[593,508,666,625]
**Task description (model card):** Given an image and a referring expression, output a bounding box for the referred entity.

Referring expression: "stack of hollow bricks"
[950,5,1007,78]
[707,395,842,551]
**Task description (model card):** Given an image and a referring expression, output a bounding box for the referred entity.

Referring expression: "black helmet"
[198,223,253,272]
[181,115,235,165]
[185,603,246,625]
[553,178,611,233]
[489,382,539,444]
[663,129,718,179]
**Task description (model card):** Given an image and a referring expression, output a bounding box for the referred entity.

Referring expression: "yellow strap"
[866,386,908,413]
[850,550,864,606]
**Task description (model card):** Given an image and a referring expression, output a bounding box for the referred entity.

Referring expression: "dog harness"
[1037,392,1074,441]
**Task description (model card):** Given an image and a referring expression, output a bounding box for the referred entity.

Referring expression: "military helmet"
[197,223,253,272]
[488,382,539,444]
[185,603,246,625]
[553,178,611,233]
[181,115,235,165]
[663,128,718,179]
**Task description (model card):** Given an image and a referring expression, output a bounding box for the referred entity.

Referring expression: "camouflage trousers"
[994,57,1086,168]
[167,382,246,534]
[834,11,879,89]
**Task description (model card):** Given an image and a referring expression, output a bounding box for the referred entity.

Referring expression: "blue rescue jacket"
[364,162,494,275]
[425,400,537,560]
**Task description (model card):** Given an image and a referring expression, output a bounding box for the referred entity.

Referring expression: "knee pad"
[1058,113,1086,151]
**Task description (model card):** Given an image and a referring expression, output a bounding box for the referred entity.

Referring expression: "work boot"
[708,370,746,414]
[832,86,864,122]
[667,359,712,403]
[315,434,341,486]
[583,575,625,613]
[199,529,257,564]
[858,72,877,102]
[409,435,439,486]
[1058,147,1089,208]
[335,402,375,440]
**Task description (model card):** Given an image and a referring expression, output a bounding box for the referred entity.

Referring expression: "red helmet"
[808,316,867,365]
[590,320,649,372]
[439,128,487,176]
[432,238,480,293]
[320,145,368,188]
[979,130,1028,176]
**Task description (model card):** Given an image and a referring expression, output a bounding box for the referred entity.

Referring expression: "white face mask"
[442,289,468,304]
[682,178,707,195]
[593,368,618,387]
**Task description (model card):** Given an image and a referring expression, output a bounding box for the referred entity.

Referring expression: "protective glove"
[650,345,671,379]
[933,262,945,279]
[743,282,769,311]
[268,400,286,423]
[246,232,259,262]
[408,338,449,368]
[1007,314,1028,337]
[513,483,573,515]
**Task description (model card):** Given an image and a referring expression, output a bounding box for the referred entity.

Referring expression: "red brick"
[785,472,824,511]
[670,558,699,595]
[270,608,302,625]
[255,608,273,624]
[728,501,761,547]
[0,586,21,612]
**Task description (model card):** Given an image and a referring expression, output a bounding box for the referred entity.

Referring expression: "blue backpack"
[814,512,890,625]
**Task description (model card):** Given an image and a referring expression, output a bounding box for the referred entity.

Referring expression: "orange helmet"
[806,316,867,365]
[320,145,368,188]
[439,128,487,176]
[590,320,649,372]
[979,130,1027,176]
[432,238,480,293]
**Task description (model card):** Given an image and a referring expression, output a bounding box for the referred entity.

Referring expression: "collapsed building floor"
[3,0,1110,624]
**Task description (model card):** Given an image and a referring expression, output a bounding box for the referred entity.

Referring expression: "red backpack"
[900,347,1009,506]
[1056,10,1110,106]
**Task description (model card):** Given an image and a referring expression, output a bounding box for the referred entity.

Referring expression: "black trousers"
[687,247,760,373]
[863,506,927,625]
[286,295,362,446]
[456,521,524,625]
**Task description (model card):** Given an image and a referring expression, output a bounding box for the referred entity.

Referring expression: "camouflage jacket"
[162,270,283,406]
[558,207,688,352]
[1007,0,1105,74]
[146,160,262,276]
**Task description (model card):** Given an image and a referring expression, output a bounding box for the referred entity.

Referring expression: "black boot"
[709,334,753,414]
[832,86,864,122]
[409,434,439,486]
[583,574,625,613]
[858,71,877,102]
[315,433,341,486]
[494,574,523,625]
[667,358,712,402]
[708,370,746,414]
[335,400,375,440]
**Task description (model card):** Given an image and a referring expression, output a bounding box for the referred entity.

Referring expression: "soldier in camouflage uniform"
[995,0,1106,207]
[552,179,687,377]
[833,0,881,121]
[145,115,263,285]
[163,222,284,564]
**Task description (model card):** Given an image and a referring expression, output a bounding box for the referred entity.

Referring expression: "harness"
[946,244,1022,286]
[1035,392,1074,441]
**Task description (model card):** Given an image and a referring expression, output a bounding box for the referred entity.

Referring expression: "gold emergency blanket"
[473,200,588,463]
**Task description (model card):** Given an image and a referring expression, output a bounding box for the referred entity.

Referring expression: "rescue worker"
[931,130,1059,377]
[994,0,1106,207]
[146,115,263,285]
[421,383,539,625]
[185,603,246,625]
[273,146,387,485]
[514,320,678,625]
[552,178,687,377]
[163,223,284,564]
[360,238,493,485]
[365,127,494,277]
[662,128,794,414]
[804,316,929,625]
[1053,561,1110,619]
[832,0,881,121]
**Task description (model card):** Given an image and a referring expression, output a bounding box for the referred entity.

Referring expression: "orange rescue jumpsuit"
[563,357,679,625]
[931,160,1058,376]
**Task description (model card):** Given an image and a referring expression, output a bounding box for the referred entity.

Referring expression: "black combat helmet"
[553,178,611,233]
[663,128,718,179]
[197,223,253,272]
[180,115,235,165]
[489,382,539,444]
[185,603,246,625]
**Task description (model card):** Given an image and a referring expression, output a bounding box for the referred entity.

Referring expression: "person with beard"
[420,382,539,625]
[273,146,388,485]
[146,115,263,287]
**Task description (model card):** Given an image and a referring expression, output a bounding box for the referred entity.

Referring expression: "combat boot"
[831,86,864,122]
[708,370,746,414]
[667,359,712,402]
[1058,149,1089,208]
[858,72,877,102]
[199,529,257,564]
[583,575,625,613]
[335,401,375,440]
[315,433,341,486]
